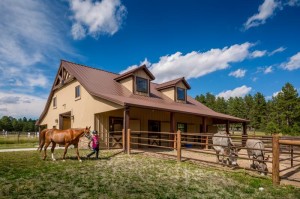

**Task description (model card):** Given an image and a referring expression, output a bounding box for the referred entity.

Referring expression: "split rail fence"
[124,129,300,185]
[81,130,300,185]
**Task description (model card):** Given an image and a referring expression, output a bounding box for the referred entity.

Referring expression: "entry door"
[148,120,161,146]
[62,117,71,130]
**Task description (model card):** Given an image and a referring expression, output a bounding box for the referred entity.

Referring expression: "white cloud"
[250,50,267,58]
[273,91,280,97]
[143,42,253,83]
[243,0,279,30]
[243,0,300,30]
[0,0,74,95]
[217,86,252,100]
[229,69,247,78]
[69,0,127,40]
[120,58,151,74]
[286,0,300,6]
[264,66,273,74]
[0,92,46,118]
[269,46,286,56]
[71,23,86,40]
[281,52,300,70]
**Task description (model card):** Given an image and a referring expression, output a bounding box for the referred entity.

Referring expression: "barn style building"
[36,60,248,149]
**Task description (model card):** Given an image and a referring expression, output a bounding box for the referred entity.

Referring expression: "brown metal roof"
[114,64,155,81]
[37,60,248,124]
[156,77,191,90]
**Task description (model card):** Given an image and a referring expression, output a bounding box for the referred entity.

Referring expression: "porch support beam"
[202,117,208,149]
[242,122,247,146]
[226,120,230,134]
[170,112,175,148]
[123,106,130,152]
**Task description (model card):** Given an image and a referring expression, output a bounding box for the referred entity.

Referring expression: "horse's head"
[83,126,91,138]
[228,146,239,166]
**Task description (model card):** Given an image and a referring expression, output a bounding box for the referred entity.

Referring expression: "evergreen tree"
[276,83,300,134]
[215,97,227,114]
[252,92,267,131]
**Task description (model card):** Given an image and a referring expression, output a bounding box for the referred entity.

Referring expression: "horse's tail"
[37,129,48,152]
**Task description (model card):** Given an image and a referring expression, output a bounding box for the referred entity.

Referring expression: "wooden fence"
[124,129,300,185]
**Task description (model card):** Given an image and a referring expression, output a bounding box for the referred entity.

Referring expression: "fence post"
[272,134,280,185]
[291,146,294,167]
[205,136,208,150]
[122,129,125,152]
[177,130,181,162]
[174,132,177,149]
[127,129,131,155]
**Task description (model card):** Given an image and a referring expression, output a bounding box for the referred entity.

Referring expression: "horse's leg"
[74,144,82,162]
[62,143,70,162]
[216,151,220,163]
[43,141,51,160]
[51,142,56,161]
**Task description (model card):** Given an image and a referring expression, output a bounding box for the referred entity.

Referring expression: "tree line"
[0,116,37,132]
[195,83,300,136]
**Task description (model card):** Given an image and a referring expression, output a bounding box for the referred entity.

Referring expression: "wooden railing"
[123,129,300,185]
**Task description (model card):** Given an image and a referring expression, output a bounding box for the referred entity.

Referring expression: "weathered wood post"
[177,130,181,162]
[127,129,131,155]
[291,146,294,167]
[272,134,280,185]
[122,129,125,152]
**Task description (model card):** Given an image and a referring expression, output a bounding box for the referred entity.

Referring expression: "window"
[75,85,80,98]
[177,123,187,132]
[177,87,186,101]
[136,77,148,93]
[53,97,57,108]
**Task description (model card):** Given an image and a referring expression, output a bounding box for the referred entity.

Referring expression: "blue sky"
[0,0,300,118]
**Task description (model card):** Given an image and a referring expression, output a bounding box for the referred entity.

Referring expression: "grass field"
[0,135,39,149]
[0,149,300,198]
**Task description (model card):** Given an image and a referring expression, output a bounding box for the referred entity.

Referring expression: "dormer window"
[136,77,148,93]
[177,87,186,101]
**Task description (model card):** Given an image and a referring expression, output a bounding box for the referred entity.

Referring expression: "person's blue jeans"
[87,147,99,159]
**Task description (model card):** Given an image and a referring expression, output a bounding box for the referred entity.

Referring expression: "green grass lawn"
[0,149,300,199]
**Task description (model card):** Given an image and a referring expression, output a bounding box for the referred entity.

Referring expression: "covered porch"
[94,106,248,150]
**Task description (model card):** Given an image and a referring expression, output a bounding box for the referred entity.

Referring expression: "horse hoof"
[79,159,82,162]
[62,159,66,162]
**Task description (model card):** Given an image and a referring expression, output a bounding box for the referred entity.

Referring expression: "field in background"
[0,133,39,149]
[0,149,300,198]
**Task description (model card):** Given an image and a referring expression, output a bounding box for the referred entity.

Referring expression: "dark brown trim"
[125,104,249,123]
[114,65,155,81]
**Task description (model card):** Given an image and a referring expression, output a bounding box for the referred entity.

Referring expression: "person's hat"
[92,130,97,134]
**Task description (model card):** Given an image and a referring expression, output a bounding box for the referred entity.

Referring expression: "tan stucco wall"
[134,69,149,79]
[161,87,175,101]
[40,80,123,129]
[120,78,133,92]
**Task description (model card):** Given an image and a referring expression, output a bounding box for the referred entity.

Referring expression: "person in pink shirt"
[87,130,99,159]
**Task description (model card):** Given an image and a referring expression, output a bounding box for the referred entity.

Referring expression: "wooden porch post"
[177,130,181,162]
[202,117,208,149]
[226,120,230,134]
[272,134,280,185]
[242,122,247,146]
[123,106,130,153]
[170,112,176,148]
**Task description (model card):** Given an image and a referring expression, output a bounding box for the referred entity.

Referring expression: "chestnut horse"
[38,127,91,162]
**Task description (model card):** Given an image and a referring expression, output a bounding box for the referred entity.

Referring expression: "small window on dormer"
[53,97,57,108]
[75,85,80,98]
[177,87,186,101]
[136,77,148,93]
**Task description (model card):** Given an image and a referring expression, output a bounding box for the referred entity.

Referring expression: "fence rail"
[123,129,300,185]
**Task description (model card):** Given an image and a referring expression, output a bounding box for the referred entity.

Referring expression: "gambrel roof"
[38,60,248,124]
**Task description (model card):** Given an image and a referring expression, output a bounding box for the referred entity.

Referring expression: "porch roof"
[38,60,248,124]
